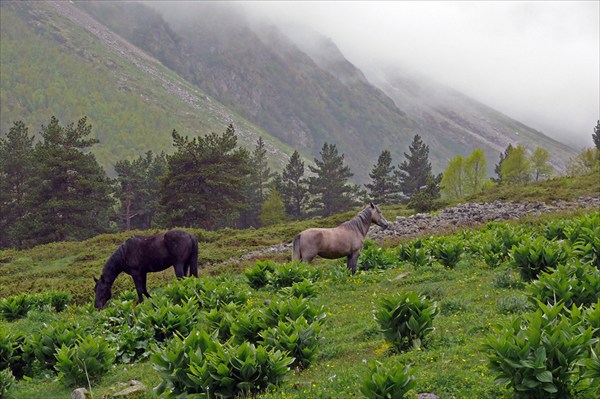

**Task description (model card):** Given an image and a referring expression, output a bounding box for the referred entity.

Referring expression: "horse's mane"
[101,242,128,278]
[340,207,372,236]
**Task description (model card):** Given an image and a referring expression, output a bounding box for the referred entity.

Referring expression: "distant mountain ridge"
[0,0,576,184]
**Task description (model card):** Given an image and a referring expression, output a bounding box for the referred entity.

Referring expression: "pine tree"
[365,149,400,205]
[160,124,251,229]
[308,143,358,217]
[395,134,433,198]
[500,145,531,184]
[0,121,35,248]
[240,137,273,228]
[593,120,600,151]
[530,147,553,181]
[279,150,308,219]
[493,144,513,184]
[19,116,113,246]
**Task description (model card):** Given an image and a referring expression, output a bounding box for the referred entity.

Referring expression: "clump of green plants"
[0,368,15,399]
[360,360,416,399]
[269,261,321,289]
[137,297,199,342]
[511,236,569,281]
[482,301,596,398]
[492,267,525,289]
[527,260,600,307]
[54,334,115,387]
[359,240,398,271]
[244,260,277,289]
[0,291,72,321]
[0,330,31,379]
[278,279,318,299]
[261,296,326,328]
[261,315,323,369]
[152,328,293,398]
[30,320,84,372]
[374,291,438,351]
[429,236,464,269]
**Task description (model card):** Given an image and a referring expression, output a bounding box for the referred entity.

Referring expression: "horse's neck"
[101,258,123,286]
[346,210,371,237]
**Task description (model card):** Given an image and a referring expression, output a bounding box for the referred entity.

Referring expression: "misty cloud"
[240,1,599,149]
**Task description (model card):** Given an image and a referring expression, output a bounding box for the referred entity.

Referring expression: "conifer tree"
[279,150,308,219]
[530,147,553,181]
[240,137,273,227]
[0,121,35,248]
[365,149,400,204]
[395,134,433,198]
[161,124,250,229]
[308,143,358,217]
[19,116,113,246]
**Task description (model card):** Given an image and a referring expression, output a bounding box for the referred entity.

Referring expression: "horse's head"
[369,202,390,230]
[93,276,112,309]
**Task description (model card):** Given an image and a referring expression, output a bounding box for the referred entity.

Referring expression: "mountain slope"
[0,1,293,173]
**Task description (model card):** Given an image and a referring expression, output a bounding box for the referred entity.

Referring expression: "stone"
[71,388,90,399]
[112,380,147,397]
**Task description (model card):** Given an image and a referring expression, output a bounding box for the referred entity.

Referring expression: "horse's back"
[297,227,358,260]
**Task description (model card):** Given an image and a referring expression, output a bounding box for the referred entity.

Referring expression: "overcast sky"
[241,1,599,149]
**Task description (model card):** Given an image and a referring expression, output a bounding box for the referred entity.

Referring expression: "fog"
[239,1,599,149]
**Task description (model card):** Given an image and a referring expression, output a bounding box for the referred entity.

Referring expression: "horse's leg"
[347,252,360,274]
[173,263,185,279]
[141,273,151,299]
[131,273,146,303]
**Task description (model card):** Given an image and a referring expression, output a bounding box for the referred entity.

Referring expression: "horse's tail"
[188,234,199,277]
[292,234,301,261]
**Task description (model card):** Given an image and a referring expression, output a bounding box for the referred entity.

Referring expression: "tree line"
[1,117,599,249]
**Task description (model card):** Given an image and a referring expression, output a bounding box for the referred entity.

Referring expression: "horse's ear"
[370,202,375,208]
[93,276,98,283]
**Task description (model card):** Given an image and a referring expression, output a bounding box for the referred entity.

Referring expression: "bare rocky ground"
[235,195,600,262]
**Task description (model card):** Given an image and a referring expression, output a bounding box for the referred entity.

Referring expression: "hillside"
[0,1,293,173]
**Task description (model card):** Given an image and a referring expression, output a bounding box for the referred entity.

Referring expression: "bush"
[360,360,416,399]
[430,237,464,269]
[511,237,569,281]
[269,261,320,289]
[0,368,15,399]
[54,334,115,387]
[527,260,600,307]
[375,292,438,351]
[0,330,31,379]
[359,241,398,271]
[261,316,323,369]
[230,307,266,345]
[106,324,152,364]
[138,298,199,342]
[245,260,277,289]
[482,301,595,398]
[261,297,326,328]
[30,320,83,371]
[279,279,318,299]
[0,295,32,322]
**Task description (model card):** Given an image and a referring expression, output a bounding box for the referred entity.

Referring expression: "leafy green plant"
[361,360,416,399]
[279,279,318,299]
[203,302,238,342]
[0,368,15,399]
[38,291,72,312]
[152,328,220,398]
[359,240,398,271]
[511,237,569,281]
[138,297,199,342]
[245,260,277,289]
[581,342,600,389]
[497,295,532,314]
[231,307,266,345]
[0,330,31,379]
[189,342,293,398]
[106,324,152,364]
[54,334,115,387]
[375,291,438,350]
[482,301,595,398]
[0,295,32,321]
[261,316,323,369]
[261,297,326,328]
[492,268,524,289]
[527,260,600,307]
[269,261,320,289]
[430,237,464,269]
[30,320,83,371]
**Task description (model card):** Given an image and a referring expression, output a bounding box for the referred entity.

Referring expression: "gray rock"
[112,380,147,397]
[71,388,90,399]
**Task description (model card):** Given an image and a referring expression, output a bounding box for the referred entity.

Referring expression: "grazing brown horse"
[94,229,199,309]
[292,203,390,273]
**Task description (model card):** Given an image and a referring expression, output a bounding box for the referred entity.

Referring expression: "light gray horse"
[292,203,390,273]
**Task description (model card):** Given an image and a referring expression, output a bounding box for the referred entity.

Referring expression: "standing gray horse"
[292,203,390,273]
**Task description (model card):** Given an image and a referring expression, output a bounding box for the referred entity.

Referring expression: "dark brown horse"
[94,229,199,309]
[292,203,390,273]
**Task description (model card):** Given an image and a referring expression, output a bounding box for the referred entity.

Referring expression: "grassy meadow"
[0,171,599,399]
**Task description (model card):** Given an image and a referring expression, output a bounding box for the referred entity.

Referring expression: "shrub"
[30,320,83,371]
[0,330,32,379]
[54,334,115,387]
[261,297,326,328]
[38,291,71,312]
[0,295,32,322]
[359,241,398,271]
[269,261,320,289]
[430,237,464,269]
[261,316,323,369]
[527,260,600,307]
[245,260,277,289]
[375,292,438,350]
[231,307,266,345]
[138,298,199,342]
[482,301,595,398]
[360,360,416,399]
[581,342,600,389]
[106,324,152,364]
[188,342,293,398]
[511,237,569,281]
[203,302,238,342]
[279,279,318,299]
[0,368,15,399]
